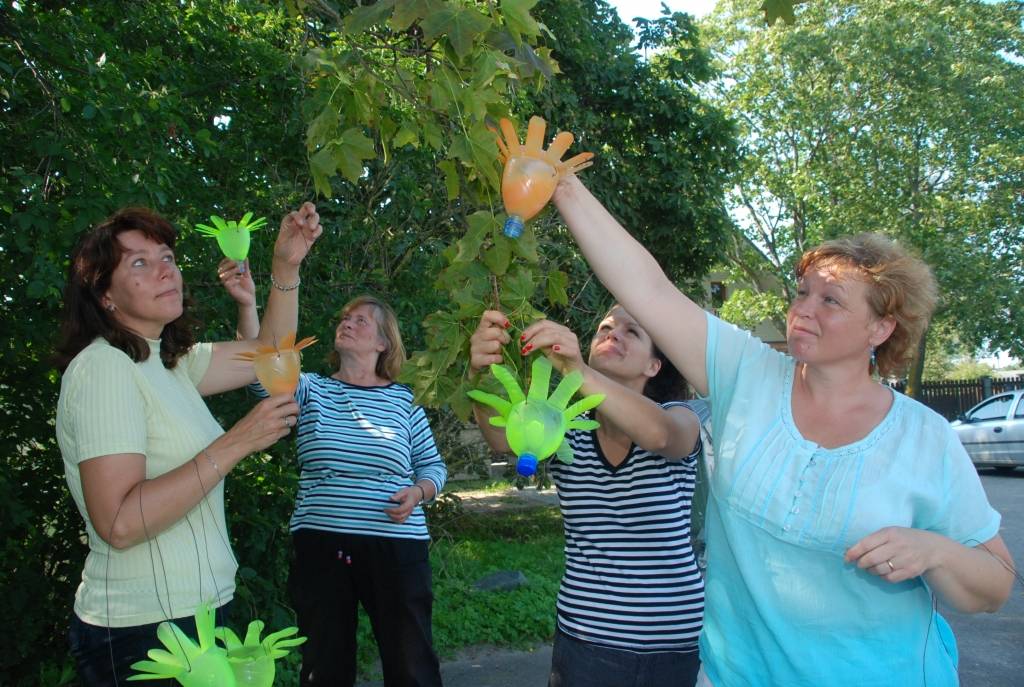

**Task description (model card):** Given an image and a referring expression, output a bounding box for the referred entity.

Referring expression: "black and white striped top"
[549,400,707,652]
[279,373,447,540]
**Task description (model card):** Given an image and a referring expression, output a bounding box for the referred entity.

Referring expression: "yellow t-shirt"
[57,337,236,627]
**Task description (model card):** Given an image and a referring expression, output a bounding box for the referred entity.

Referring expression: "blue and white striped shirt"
[550,400,708,652]
[283,373,447,540]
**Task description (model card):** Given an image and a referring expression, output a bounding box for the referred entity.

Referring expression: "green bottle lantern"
[127,603,236,686]
[468,357,605,477]
[195,212,267,272]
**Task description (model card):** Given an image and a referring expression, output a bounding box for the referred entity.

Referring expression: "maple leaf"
[762,0,806,26]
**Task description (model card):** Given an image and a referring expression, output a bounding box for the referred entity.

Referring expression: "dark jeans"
[68,603,231,687]
[289,529,442,687]
[549,626,701,687]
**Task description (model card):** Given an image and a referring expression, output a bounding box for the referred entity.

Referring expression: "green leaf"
[335,127,376,183]
[500,0,541,44]
[344,0,396,35]
[545,270,568,306]
[761,0,805,26]
[438,159,460,201]
[306,106,338,150]
[390,0,445,31]
[421,6,491,60]
[483,240,511,276]
[392,124,419,149]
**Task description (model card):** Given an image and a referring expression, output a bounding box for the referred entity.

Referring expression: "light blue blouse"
[699,313,1001,687]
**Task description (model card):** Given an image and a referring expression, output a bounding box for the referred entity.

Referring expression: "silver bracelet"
[201,448,224,481]
[270,273,301,292]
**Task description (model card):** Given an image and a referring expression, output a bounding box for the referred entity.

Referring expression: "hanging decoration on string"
[195,212,268,272]
[234,331,317,395]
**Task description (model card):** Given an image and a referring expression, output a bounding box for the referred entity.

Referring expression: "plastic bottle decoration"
[494,116,594,238]
[127,603,236,686]
[216,619,307,687]
[468,357,605,476]
[234,332,317,396]
[195,212,268,272]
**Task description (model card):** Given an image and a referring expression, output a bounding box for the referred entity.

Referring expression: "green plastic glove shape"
[195,212,267,267]
[468,357,605,476]
[128,603,236,686]
[216,619,307,687]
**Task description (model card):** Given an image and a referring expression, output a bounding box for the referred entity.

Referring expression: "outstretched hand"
[845,526,939,583]
[274,202,323,266]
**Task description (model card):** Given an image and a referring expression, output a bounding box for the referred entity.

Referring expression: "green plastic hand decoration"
[128,603,236,686]
[195,212,267,268]
[468,357,605,477]
[216,620,307,687]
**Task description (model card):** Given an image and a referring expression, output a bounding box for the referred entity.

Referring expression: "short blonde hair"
[796,233,938,377]
[327,295,406,381]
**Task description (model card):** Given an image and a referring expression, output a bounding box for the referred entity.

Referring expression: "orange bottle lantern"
[235,332,317,396]
[494,116,594,238]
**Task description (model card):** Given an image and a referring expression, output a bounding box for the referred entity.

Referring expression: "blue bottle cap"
[503,215,525,238]
[516,454,538,477]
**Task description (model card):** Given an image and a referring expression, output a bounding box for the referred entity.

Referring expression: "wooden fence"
[888,376,1024,420]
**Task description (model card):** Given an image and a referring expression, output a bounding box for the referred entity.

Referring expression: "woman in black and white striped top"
[470,305,707,687]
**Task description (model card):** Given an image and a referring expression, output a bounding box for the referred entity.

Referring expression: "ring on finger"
[886,559,895,572]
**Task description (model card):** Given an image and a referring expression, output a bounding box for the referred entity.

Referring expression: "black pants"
[289,529,442,687]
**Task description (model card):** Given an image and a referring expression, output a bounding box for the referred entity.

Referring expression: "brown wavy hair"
[327,295,406,381]
[796,233,938,377]
[55,207,197,371]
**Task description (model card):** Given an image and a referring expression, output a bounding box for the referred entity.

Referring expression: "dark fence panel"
[889,376,1024,420]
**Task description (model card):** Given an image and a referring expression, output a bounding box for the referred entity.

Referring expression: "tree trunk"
[905,325,928,399]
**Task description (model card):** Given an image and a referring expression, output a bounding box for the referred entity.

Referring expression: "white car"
[951,389,1024,472]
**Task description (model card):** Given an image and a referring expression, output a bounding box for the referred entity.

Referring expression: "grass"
[355,504,564,680]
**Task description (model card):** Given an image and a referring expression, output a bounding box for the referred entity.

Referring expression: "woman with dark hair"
[469,305,708,687]
[551,173,1016,687]
[229,290,448,687]
[56,203,322,686]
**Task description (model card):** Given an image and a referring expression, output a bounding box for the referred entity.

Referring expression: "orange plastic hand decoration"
[234,332,317,396]
[494,116,594,238]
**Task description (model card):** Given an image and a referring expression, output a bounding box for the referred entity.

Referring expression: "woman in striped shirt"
[470,306,707,687]
[233,291,447,687]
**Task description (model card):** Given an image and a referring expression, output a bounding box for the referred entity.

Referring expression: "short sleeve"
[703,312,785,427]
[62,347,148,463]
[179,342,214,387]
[917,430,1001,547]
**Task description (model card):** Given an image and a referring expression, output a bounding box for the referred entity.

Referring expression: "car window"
[1015,395,1024,419]
[969,395,1013,422]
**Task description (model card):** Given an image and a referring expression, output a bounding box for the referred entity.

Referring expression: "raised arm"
[521,319,700,459]
[552,176,710,396]
[199,202,323,395]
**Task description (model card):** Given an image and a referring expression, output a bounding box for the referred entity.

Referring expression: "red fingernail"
[519,334,526,341]
[553,345,560,352]
[504,320,511,329]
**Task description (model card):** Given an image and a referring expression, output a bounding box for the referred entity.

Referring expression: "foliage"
[701,0,1024,393]
[294,0,736,417]
[947,360,996,382]
[719,287,787,332]
[1,0,733,682]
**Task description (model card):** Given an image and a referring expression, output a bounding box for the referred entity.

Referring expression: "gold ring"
[886,560,895,572]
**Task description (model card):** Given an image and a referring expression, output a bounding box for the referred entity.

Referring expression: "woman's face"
[334,303,387,358]
[102,230,183,339]
[786,265,892,368]
[587,306,661,384]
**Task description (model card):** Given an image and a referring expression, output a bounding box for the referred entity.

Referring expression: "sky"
[607,0,717,24]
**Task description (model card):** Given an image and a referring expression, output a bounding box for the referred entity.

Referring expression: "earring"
[105,303,116,312]
[869,346,877,369]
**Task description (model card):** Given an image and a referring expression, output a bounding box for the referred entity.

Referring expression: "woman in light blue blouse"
[549,174,1016,687]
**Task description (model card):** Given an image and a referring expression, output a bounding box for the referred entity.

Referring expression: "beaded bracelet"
[270,273,301,292]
